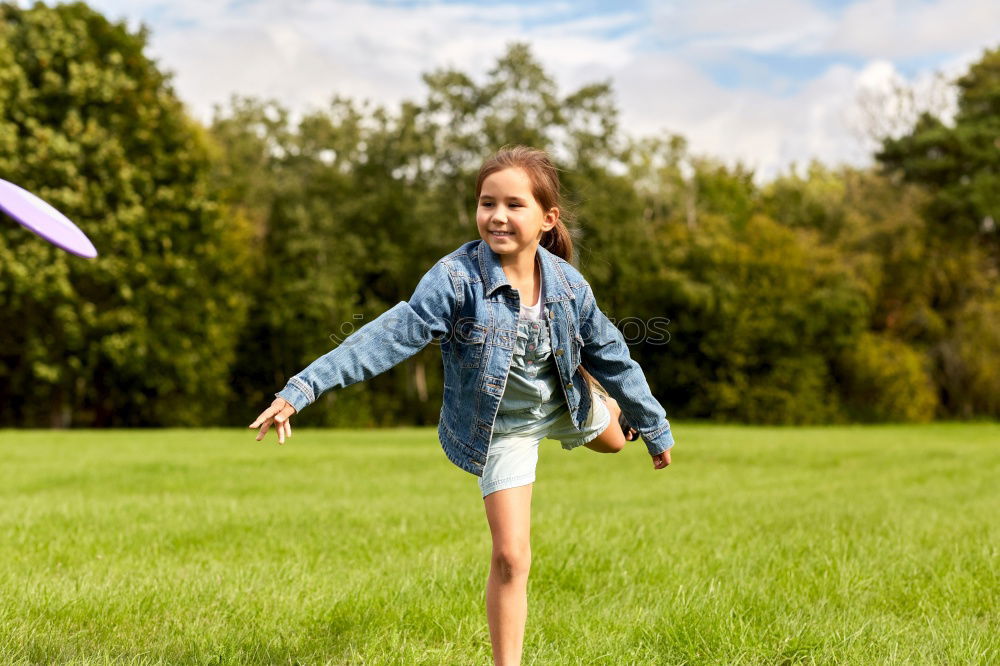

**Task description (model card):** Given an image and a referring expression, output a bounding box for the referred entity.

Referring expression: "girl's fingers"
[249,407,276,429]
[250,403,294,443]
[274,414,292,444]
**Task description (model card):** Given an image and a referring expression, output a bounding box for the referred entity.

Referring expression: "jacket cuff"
[640,420,675,456]
[275,377,313,413]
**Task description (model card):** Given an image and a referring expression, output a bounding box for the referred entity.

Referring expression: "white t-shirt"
[519,280,543,321]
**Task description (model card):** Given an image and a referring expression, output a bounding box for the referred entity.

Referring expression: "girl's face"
[476,167,558,259]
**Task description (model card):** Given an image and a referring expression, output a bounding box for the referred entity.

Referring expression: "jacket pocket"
[456,321,488,368]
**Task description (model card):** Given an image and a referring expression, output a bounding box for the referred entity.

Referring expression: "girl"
[249,145,675,665]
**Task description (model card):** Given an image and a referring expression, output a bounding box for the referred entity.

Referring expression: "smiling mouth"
[490,231,514,237]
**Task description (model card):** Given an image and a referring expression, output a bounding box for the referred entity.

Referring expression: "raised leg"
[583,395,632,453]
[483,483,533,666]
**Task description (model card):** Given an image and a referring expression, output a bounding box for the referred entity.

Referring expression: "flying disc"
[0,178,97,258]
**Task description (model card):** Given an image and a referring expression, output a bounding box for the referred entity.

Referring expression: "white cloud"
[652,0,833,54]
[121,0,644,121]
[607,56,877,181]
[828,0,1000,58]
[82,0,999,183]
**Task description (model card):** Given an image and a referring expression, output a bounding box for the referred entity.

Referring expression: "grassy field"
[0,423,997,665]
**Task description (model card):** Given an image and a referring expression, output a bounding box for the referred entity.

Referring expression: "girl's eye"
[481,202,493,208]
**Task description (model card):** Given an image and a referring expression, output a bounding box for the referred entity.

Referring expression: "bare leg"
[584,396,631,453]
[483,483,533,666]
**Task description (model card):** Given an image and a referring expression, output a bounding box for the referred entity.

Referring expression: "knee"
[491,544,531,582]
[584,435,626,453]
[601,398,627,453]
[600,433,627,453]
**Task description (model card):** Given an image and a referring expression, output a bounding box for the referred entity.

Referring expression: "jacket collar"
[476,239,574,302]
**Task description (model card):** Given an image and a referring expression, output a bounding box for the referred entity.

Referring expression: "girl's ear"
[543,207,559,231]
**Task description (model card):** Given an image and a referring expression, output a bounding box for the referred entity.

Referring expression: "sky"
[83,0,1000,182]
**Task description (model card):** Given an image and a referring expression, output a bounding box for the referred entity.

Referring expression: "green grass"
[0,423,997,665]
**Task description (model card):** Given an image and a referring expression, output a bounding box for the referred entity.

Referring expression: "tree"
[876,46,1000,417]
[878,46,1000,249]
[0,2,252,426]
[211,43,633,426]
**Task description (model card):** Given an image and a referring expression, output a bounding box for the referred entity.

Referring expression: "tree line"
[1,2,996,427]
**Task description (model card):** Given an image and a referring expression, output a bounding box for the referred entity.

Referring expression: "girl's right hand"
[249,397,297,444]
[652,449,672,470]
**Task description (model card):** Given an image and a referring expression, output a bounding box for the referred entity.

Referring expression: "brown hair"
[475,146,613,414]
[475,145,579,264]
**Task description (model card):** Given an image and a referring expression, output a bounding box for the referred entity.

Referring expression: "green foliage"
[878,46,1000,248]
[421,42,620,174]
[210,42,627,427]
[657,210,867,424]
[2,2,996,427]
[875,45,1000,418]
[209,40,1000,425]
[207,95,461,428]
[836,332,938,422]
[0,2,252,426]
[935,285,1000,418]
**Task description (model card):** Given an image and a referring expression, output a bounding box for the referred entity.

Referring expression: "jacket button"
[565,382,573,389]
[555,349,564,357]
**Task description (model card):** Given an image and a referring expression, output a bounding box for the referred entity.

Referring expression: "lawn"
[0,423,997,664]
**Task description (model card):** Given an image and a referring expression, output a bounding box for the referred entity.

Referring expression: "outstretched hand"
[651,448,671,470]
[249,397,297,444]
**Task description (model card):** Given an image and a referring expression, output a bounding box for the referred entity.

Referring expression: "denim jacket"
[275,239,675,477]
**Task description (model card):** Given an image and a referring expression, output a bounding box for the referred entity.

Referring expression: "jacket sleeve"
[578,283,675,456]
[274,261,458,413]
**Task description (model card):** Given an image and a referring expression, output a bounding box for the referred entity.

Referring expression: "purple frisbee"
[0,177,97,258]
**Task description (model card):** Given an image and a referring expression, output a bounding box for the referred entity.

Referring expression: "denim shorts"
[478,386,611,498]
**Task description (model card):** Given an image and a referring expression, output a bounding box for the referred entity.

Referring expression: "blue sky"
[86,0,999,181]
